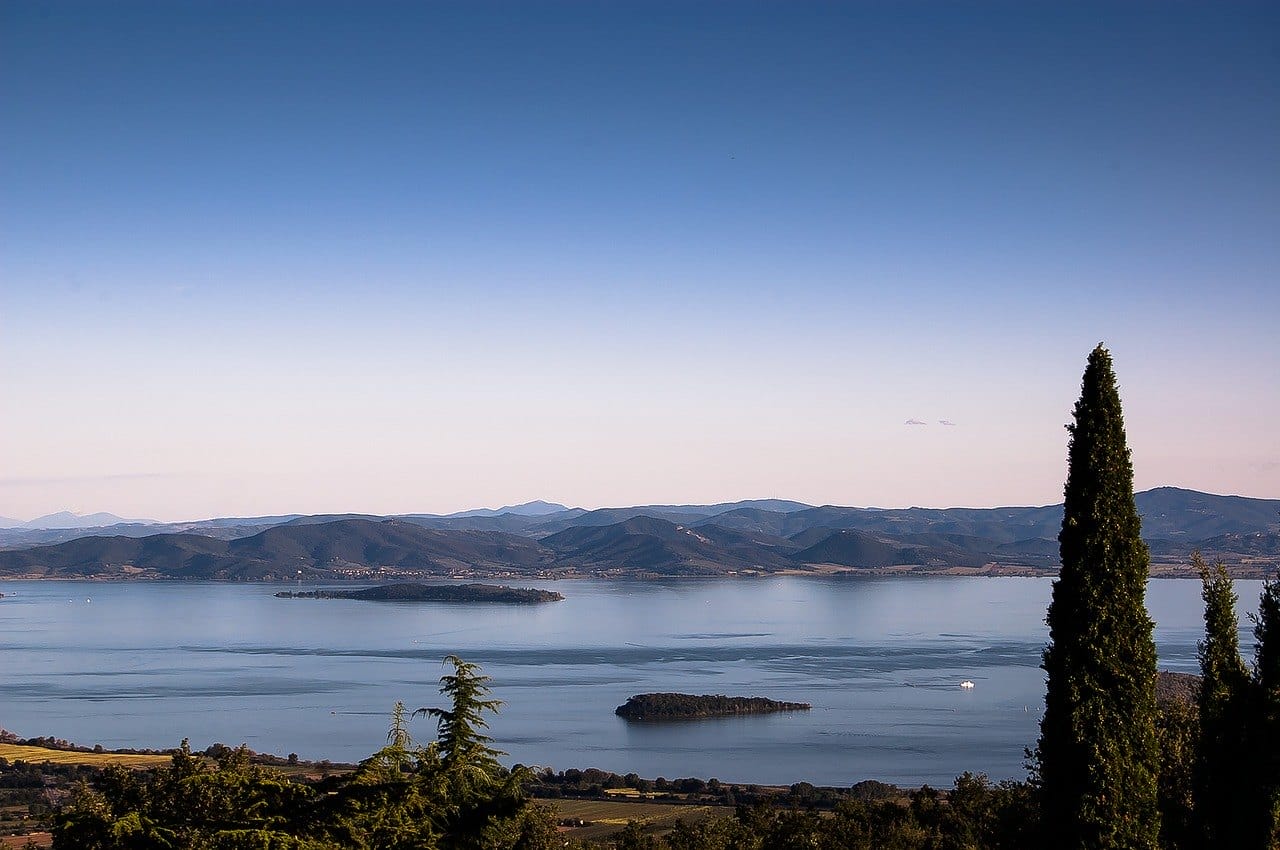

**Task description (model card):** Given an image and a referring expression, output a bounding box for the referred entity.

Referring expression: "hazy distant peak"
[713,499,813,514]
[21,511,155,529]
[497,500,573,516]
[604,499,815,516]
[445,500,573,518]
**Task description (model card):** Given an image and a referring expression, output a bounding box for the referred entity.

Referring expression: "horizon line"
[4,484,1272,527]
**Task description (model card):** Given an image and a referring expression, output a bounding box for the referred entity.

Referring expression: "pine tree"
[412,655,549,850]
[1193,552,1251,848]
[1037,344,1161,850]
[415,655,505,770]
[1252,578,1280,847]
[386,700,413,751]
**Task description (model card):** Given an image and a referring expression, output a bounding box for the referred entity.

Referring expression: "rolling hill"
[0,520,556,580]
[789,529,993,570]
[539,517,798,575]
[0,487,1274,578]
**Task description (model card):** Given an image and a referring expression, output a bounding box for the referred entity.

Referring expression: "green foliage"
[305,654,553,850]
[45,724,1041,850]
[596,775,1038,850]
[53,740,328,850]
[385,700,413,753]
[612,820,661,850]
[1037,344,1161,850]
[1156,700,1197,850]
[1192,552,1252,848]
[52,660,556,850]
[1256,579,1280,692]
[1252,578,1280,848]
[415,655,506,778]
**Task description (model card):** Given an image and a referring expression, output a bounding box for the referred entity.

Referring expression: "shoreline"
[0,561,1273,582]
[0,733,928,796]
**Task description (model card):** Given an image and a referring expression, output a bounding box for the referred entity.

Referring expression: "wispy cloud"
[904,419,928,426]
[939,419,957,426]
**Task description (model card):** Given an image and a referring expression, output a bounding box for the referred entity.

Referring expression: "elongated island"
[615,693,811,721]
[275,582,564,604]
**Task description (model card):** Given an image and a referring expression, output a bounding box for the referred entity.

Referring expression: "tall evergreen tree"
[1037,344,1161,850]
[1252,578,1280,847]
[415,654,506,776]
[1193,552,1251,848]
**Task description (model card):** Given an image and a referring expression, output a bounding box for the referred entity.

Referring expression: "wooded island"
[615,693,811,721]
[274,582,564,604]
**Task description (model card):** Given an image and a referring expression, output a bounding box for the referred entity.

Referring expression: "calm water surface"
[0,577,1262,786]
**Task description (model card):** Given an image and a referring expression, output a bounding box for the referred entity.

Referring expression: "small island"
[275,582,564,604]
[615,693,811,721]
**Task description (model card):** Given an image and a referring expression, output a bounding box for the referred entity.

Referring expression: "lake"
[0,577,1264,787]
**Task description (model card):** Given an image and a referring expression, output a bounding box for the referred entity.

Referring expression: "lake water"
[0,577,1264,787]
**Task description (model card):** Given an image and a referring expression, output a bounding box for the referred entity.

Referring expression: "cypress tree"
[1037,344,1161,850]
[1252,578,1280,847]
[1193,552,1251,848]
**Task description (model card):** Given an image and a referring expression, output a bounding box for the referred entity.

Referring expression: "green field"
[547,798,723,841]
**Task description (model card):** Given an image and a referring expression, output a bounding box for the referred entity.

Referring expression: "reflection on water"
[0,577,1259,786]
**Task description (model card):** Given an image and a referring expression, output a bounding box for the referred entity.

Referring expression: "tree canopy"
[1193,552,1251,848]
[52,659,557,850]
[1037,344,1161,850]
[1252,578,1280,846]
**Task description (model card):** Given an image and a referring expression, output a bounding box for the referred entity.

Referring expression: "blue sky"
[2,1,1277,521]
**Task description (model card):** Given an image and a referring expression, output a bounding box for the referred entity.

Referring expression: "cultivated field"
[0,744,170,769]
[548,798,723,841]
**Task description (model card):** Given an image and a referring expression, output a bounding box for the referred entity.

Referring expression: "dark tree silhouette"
[1037,344,1161,850]
[1193,552,1251,848]
[1251,577,1280,846]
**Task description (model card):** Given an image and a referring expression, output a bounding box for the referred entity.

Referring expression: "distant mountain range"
[0,520,556,581]
[439,500,571,519]
[0,489,1275,580]
[0,511,156,531]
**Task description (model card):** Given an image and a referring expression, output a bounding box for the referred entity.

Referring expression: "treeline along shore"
[274,582,564,604]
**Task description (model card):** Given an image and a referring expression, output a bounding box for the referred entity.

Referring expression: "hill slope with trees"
[0,489,1275,578]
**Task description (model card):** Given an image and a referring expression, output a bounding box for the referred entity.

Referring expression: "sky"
[2,1,1277,522]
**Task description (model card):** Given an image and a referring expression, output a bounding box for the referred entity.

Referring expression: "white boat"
[960,680,975,689]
